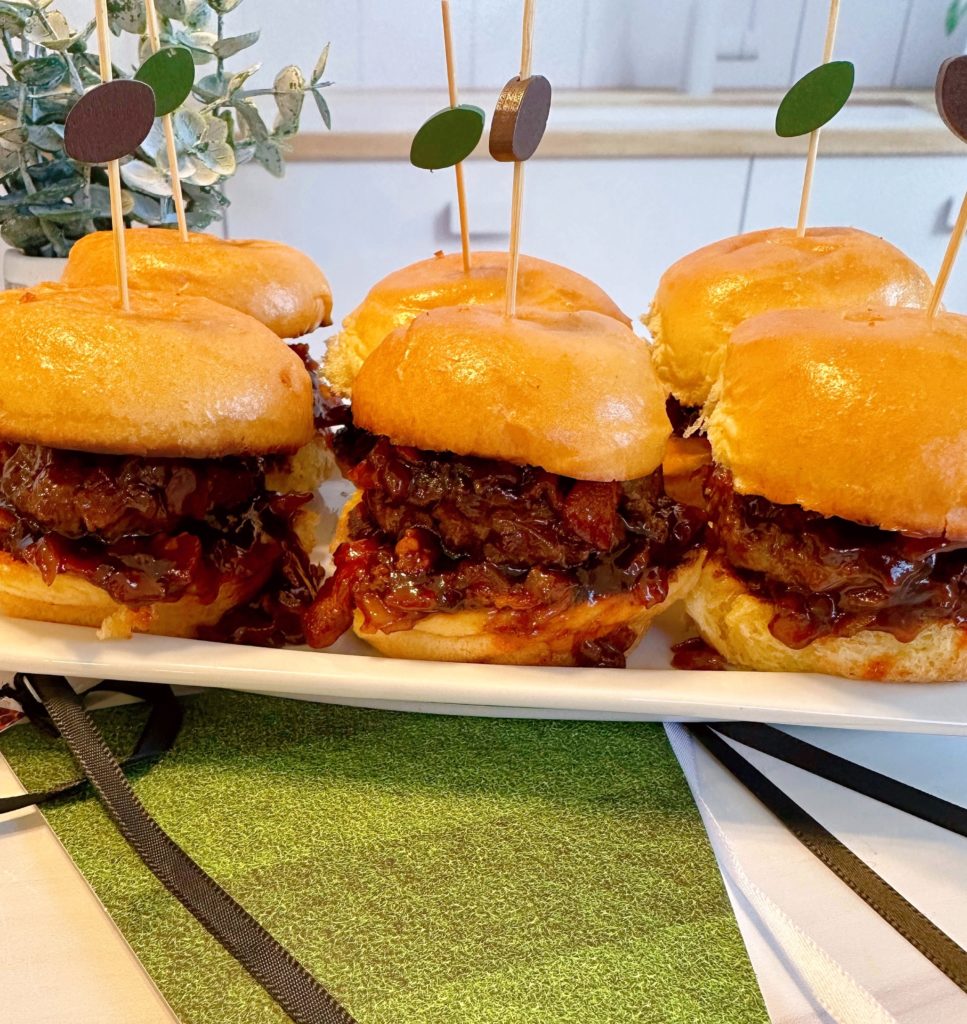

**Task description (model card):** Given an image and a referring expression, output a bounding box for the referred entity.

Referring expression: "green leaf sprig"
[0,0,332,255]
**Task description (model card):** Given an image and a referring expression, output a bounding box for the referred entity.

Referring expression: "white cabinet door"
[225,157,750,323]
[743,155,967,312]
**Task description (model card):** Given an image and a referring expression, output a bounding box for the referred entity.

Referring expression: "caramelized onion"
[306,422,704,666]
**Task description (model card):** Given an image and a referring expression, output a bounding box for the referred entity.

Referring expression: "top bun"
[707,305,967,539]
[0,285,314,458]
[353,307,669,482]
[646,226,933,407]
[62,228,332,339]
[325,250,629,395]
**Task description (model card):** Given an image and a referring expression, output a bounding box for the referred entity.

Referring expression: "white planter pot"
[3,249,68,289]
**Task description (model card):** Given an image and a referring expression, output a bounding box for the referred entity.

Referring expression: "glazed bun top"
[324,250,630,395]
[62,228,332,339]
[0,285,314,458]
[353,306,670,482]
[707,305,967,539]
[646,226,933,408]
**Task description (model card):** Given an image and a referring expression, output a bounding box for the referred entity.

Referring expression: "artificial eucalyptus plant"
[0,0,331,256]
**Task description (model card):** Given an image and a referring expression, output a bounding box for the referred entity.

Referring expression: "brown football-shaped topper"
[489,74,552,162]
[937,55,967,144]
[64,80,157,164]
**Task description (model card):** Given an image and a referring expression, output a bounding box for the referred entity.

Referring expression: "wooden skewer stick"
[795,0,840,238]
[504,0,536,318]
[441,0,471,273]
[144,0,188,241]
[94,0,130,310]
[928,191,967,318]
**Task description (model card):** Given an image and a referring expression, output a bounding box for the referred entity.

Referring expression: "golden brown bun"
[686,556,967,682]
[646,227,933,407]
[355,552,703,666]
[708,305,967,538]
[353,306,671,481]
[0,553,267,640]
[62,228,331,338]
[325,250,629,395]
[0,285,314,457]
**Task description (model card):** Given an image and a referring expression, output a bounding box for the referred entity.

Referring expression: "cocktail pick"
[409,1,485,274]
[927,56,967,317]
[775,0,853,237]
[137,0,194,241]
[489,0,551,317]
[64,0,156,310]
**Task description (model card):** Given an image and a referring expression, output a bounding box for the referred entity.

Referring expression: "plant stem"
[238,88,288,98]
[29,1,55,38]
[18,151,36,195]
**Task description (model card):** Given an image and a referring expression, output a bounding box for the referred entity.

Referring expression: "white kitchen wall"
[219,0,967,94]
[794,0,910,87]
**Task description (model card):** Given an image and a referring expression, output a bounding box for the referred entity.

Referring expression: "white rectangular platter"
[2,478,967,734]
[2,609,967,734]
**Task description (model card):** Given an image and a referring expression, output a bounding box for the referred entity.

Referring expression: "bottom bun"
[0,553,268,640]
[686,556,967,682]
[354,551,704,666]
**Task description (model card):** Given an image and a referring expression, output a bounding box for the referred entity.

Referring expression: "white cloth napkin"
[667,724,967,1024]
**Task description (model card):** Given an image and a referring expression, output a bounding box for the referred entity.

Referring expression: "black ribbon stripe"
[713,722,967,839]
[690,723,967,995]
[0,679,182,815]
[9,674,356,1024]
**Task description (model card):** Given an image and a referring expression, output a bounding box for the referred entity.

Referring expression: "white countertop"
[0,752,175,1024]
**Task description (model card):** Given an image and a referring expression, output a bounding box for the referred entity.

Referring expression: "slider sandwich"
[64,228,336,488]
[688,306,967,682]
[305,307,705,667]
[646,227,932,428]
[0,286,322,644]
[645,227,933,508]
[323,250,630,397]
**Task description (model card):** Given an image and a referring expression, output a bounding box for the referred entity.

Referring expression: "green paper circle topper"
[775,60,855,138]
[136,46,195,117]
[410,104,485,170]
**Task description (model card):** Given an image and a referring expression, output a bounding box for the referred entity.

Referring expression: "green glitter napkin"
[1,691,767,1024]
